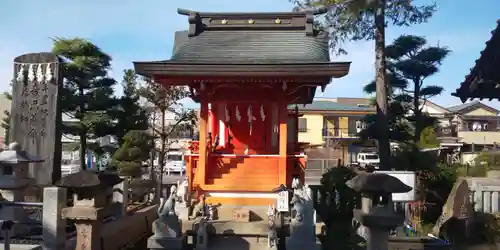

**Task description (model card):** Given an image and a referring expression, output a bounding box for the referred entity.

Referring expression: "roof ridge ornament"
[177,7,327,36]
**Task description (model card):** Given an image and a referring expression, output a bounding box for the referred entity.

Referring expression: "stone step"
[216,205,271,221]
[207,173,278,179]
[202,184,279,192]
[207,236,272,250]
[209,168,278,176]
[209,177,278,186]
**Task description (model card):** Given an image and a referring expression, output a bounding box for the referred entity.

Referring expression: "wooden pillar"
[278,103,288,185]
[198,102,208,186]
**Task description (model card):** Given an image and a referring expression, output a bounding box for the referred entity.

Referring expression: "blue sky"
[0,0,499,109]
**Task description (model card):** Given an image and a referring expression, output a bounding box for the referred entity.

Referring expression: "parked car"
[164,150,186,174]
[352,152,380,170]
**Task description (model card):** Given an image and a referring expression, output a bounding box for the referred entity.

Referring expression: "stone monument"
[346,173,412,250]
[433,179,472,248]
[0,142,42,236]
[57,171,123,250]
[11,53,63,185]
[148,190,186,250]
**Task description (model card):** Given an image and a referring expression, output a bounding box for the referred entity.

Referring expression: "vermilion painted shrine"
[134,8,351,206]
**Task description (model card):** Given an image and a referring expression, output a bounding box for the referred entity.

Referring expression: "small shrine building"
[134,8,351,205]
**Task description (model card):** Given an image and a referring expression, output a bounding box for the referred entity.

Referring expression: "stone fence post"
[113,178,129,218]
[42,187,67,250]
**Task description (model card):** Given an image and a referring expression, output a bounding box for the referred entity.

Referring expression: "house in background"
[447,101,500,163]
[450,20,500,163]
[295,97,375,164]
[416,100,500,164]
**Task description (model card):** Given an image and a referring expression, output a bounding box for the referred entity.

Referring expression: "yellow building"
[296,97,375,164]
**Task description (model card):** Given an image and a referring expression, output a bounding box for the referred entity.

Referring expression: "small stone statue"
[206,203,220,221]
[267,217,278,249]
[176,179,188,206]
[153,190,181,238]
[287,179,317,250]
[267,204,275,218]
[196,218,208,250]
[189,194,206,220]
[290,194,305,223]
[159,186,177,217]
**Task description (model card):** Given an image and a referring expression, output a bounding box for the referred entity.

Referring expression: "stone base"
[286,239,320,250]
[147,235,186,250]
[9,244,41,250]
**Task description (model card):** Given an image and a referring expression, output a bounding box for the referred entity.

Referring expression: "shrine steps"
[205,194,277,206]
[206,164,279,190]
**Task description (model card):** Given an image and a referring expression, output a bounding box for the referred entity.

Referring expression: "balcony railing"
[168,129,195,139]
[322,128,359,138]
[435,126,458,137]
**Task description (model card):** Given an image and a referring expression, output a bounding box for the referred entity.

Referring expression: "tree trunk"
[157,108,167,199]
[149,110,156,180]
[413,81,422,145]
[374,0,390,170]
[78,87,87,171]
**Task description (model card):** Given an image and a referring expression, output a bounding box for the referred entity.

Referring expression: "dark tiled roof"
[453,20,500,101]
[447,101,480,112]
[294,101,374,111]
[335,97,372,106]
[447,101,499,114]
[171,30,329,63]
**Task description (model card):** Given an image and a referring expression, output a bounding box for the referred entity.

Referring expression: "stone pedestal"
[147,235,186,250]
[42,187,67,250]
[62,206,107,250]
[286,219,319,250]
[148,201,185,250]
[112,178,129,218]
[148,218,186,250]
[361,206,404,250]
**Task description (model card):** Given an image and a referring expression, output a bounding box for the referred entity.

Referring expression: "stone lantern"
[56,170,123,250]
[0,142,42,235]
[346,173,412,250]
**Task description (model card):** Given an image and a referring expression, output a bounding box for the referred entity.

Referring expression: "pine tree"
[111,130,152,177]
[362,35,450,146]
[290,0,437,170]
[112,69,148,144]
[1,90,12,145]
[52,38,118,170]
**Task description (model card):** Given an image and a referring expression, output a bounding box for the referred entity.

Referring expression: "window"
[167,154,183,161]
[357,104,371,108]
[365,154,379,160]
[298,118,308,132]
[3,165,13,175]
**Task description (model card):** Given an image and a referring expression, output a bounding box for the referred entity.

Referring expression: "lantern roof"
[0,142,43,164]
